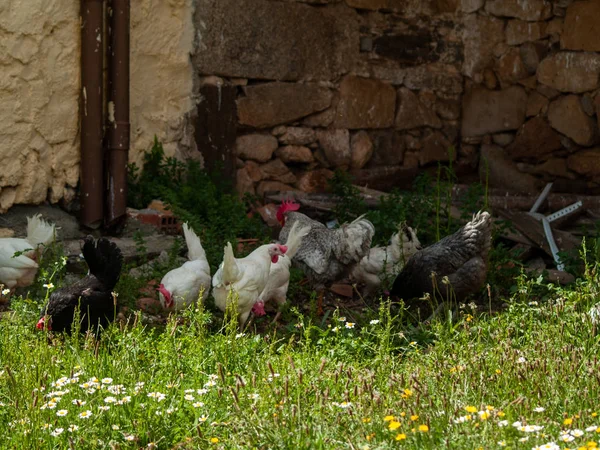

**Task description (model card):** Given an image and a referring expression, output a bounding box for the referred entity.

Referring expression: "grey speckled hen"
[390,211,492,302]
[276,200,375,312]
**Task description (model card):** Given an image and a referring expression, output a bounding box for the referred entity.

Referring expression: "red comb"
[276,198,300,223]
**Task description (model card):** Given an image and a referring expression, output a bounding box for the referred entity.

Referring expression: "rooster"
[351,224,421,297]
[390,211,492,303]
[37,236,123,334]
[277,200,375,314]
[157,223,211,311]
[252,222,311,324]
[212,242,288,329]
[0,214,56,290]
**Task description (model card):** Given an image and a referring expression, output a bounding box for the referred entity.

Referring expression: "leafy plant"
[127,138,269,273]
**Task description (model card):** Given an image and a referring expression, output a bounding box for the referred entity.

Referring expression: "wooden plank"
[195,84,237,187]
[498,211,581,258]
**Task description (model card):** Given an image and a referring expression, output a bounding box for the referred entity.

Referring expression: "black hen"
[37,236,123,334]
[390,211,492,303]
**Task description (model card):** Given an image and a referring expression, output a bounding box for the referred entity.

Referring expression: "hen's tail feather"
[182,223,207,262]
[26,215,56,248]
[221,242,240,285]
[283,222,311,259]
[465,211,493,258]
[334,217,375,265]
[82,237,123,290]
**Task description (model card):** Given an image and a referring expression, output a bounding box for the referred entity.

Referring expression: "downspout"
[105,0,130,228]
[80,0,105,228]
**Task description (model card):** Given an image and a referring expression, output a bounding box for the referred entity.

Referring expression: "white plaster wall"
[0,0,80,212]
[130,0,198,169]
[0,0,197,213]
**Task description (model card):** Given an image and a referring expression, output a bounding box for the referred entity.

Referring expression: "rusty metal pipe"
[105,0,130,228]
[80,0,105,228]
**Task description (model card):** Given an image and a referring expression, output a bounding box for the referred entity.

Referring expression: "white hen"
[253,222,311,323]
[351,224,421,297]
[158,223,211,310]
[0,214,56,290]
[212,242,287,329]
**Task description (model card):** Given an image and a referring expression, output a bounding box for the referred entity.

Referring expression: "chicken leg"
[271,310,282,325]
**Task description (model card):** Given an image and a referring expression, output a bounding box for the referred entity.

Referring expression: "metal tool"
[528,183,582,272]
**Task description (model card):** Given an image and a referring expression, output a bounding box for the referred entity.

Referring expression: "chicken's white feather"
[0,214,56,289]
[258,223,310,309]
[213,244,281,328]
[158,223,211,310]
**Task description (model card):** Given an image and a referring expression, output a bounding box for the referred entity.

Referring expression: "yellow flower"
[465,314,473,322]
[366,433,375,441]
[410,415,419,421]
[495,369,502,374]
[362,418,371,423]
[588,442,598,448]
[479,411,491,420]
[497,411,505,417]
[418,424,429,432]
[593,412,598,418]
[465,406,477,413]
[210,437,219,444]
[474,422,480,428]
[400,412,406,417]
[564,418,574,425]
[389,421,401,431]
[396,433,407,441]
[383,415,395,422]
[486,405,495,411]
[402,389,413,399]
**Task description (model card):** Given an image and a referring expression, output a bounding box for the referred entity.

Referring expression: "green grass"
[2,264,600,449]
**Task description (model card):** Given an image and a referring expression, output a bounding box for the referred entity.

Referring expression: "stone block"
[506,117,562,161]
[395,88,442,130]
[506,20,546,46]
[235,134,278,162]
[548,95,598,146]
[237,83,333,128]
[462,14,505,77]
[485,0,552,21]
[350,131,374,169]
[479,144,541,193]
[194,0,358,81]
[567,149,600,177]
[461,86,527,137]
[316,129,351,168]
[561,1,600,51]
[275,146,314,164]
[333,76,396,129]
[537,52,600,94]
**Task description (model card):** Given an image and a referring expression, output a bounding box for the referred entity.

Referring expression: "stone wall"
[194,0,600,197]
[462,0,600,194]
[195,0,465,195]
